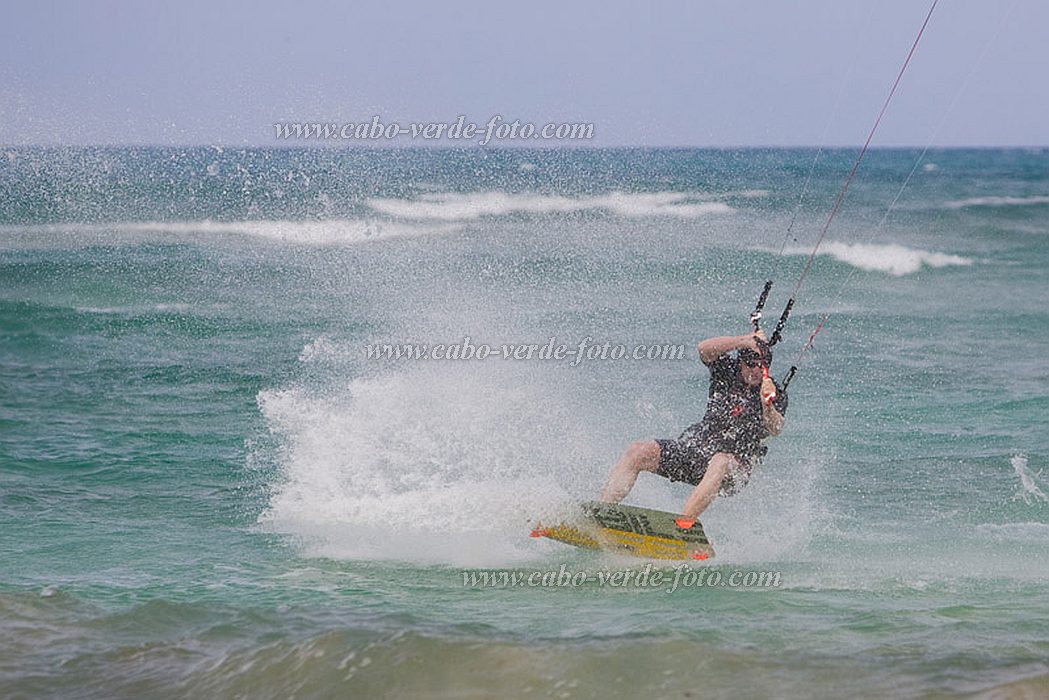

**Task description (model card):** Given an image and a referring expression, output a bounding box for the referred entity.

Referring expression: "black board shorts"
[655,436,720,485]
[654,431,763,493]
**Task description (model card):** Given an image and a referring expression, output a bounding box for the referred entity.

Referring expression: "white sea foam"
[0,219,461,246]
[297,335,343,363]
[705,452,829,564]
[124,219,461,244]
[782,241,973,276]
[75,302,195,315]
[943,195,1049,209]
[257,360,597,566]
[367,191,735,221]
[965,456,1049,545]
[1012,454,1048,505]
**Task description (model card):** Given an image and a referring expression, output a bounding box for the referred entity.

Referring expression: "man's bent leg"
[600,440,661,503]
[680,452,738,520]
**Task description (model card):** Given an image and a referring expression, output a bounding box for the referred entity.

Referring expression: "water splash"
[1012,454,1048,505]
[256,358,600,566]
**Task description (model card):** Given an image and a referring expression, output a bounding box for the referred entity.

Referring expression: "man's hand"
[761,380,785,436]
[742,329,767,356]
[760,376,777,405]
[699,329,770,365]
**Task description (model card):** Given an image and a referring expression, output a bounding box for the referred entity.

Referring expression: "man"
[599,330,787,527]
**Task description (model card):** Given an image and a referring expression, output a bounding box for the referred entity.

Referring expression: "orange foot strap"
[674,518,696,529]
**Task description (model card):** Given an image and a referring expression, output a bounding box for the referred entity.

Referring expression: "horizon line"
[3,143,1048,151]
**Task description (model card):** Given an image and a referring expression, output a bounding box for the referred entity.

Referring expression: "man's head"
[737,342,771,387]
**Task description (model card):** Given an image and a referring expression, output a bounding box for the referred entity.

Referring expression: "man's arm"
[762,399,785,436]
[760,377,785,436]
[698,331,765,365]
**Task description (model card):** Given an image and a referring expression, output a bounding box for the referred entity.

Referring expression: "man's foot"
[674,517,696,529]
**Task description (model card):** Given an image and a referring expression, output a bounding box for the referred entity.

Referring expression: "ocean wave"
[74,303,195,315]
[367,191,735,221]
[227,219,464,244]
[781,241,973,276]
[974,522,1049,542]
[943,195,1049,209]
[0,219,462,245]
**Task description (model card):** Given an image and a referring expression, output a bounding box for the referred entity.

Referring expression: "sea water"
[1,147,1047,697]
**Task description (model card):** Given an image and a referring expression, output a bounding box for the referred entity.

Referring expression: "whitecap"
[943,195,1049,209]
[0,219,462,246]
[782,241,973,276]
[367,191,735,221]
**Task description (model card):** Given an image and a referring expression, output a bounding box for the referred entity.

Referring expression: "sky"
[1,0,1047,147]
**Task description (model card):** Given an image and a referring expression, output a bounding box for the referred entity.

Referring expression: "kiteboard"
[530,501,714,561]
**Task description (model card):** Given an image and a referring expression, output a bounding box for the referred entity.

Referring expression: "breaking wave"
[367,191,735,221]
[943,195,1049,209]
[0,219,462,246]
[782,241,973,276]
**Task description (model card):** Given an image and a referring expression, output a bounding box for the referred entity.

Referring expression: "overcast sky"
[1,0,1046,147]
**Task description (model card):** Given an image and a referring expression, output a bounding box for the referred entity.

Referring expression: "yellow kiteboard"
[531,501,714,561]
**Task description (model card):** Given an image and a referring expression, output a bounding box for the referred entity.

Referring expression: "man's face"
[739,358,765,387]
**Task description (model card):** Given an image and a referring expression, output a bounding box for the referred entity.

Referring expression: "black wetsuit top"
[656,354,788,491]
[698,354,788,460]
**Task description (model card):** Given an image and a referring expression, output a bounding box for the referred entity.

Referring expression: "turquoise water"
[1,147,1047,698]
